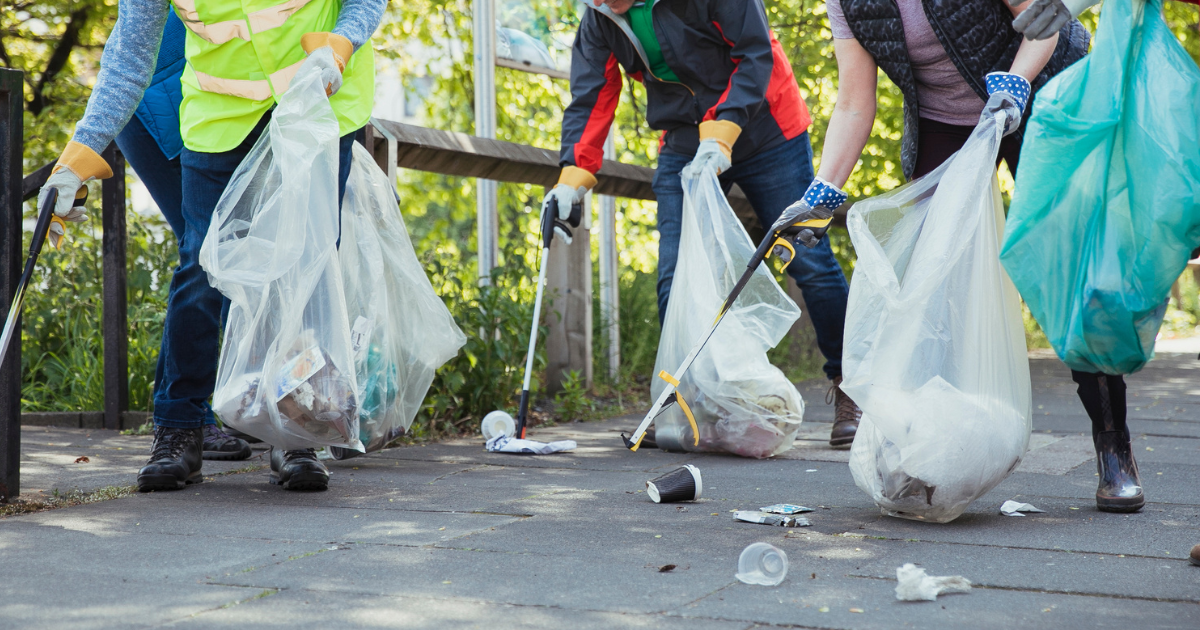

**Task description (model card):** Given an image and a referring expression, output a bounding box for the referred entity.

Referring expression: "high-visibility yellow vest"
[172,0,374,153]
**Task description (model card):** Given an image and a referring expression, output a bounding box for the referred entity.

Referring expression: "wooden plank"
[370,118,850,226]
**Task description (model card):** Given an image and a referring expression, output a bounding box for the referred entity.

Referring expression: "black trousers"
[911,118,1024,179]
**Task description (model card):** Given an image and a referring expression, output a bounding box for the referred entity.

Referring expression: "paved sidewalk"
[2,353,1198,629]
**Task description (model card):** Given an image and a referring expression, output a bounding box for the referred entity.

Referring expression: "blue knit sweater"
[73,0,387,154]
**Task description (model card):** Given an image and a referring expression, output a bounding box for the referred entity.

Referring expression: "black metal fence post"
[0,68,23,502]
[101,143,128,430]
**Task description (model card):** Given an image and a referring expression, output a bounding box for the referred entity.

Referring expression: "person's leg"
[651,151,693,326]
[726,133,849,380]
[912,119,973,179]
[723,132,859,448]
[1071,369,1144,512]
[116,117,254,462]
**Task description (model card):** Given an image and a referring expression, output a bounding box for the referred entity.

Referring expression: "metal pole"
[473,0,498,284]
[0,68,23,501]
[598,129,620,380]
[102,143,128,431]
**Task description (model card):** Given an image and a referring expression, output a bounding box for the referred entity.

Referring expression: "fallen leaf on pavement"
[74,456,90,464]
[658,564,676,573]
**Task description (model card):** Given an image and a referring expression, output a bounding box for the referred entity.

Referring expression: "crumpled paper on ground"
[485,434,577,455]
[894,563,972,601]
[1000,500,1045,516]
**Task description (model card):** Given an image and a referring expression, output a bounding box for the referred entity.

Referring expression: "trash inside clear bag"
[334,144,466,455]
[1002,0,1200,375]
[200,64,362,451]
[650,167,805,458]
[841,112,1032,523]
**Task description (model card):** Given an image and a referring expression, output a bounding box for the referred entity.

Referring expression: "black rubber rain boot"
[137,426,204,492]
[828,377,861,449]
[202,424,252,461]
[1072,370,1144,513]
[270,447,330,491]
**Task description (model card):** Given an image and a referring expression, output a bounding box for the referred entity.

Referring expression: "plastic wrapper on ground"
[336,144,466,456]
[1001,0,1200,375]
[894,563,971,601]
[650,167,804,458]
[201,64,362,451]
[841,111,1032,523]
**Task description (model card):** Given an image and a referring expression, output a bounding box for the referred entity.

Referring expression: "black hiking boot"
[223,425,262,444]
[270,447,329,491]
[137,426,203,492]
[828,377,861,449]
[202,424,252,461]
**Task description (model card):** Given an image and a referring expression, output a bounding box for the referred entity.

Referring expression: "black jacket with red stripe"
[560,0,812,173]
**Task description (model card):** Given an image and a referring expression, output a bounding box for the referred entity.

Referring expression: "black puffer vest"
[841,0,1090,179]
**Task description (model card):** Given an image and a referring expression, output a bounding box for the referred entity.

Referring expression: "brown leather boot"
[828,377,861,449]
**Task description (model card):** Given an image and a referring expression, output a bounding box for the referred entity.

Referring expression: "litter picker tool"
[0,188,87,371]
[511,197,581,439]
[621,203,832,451]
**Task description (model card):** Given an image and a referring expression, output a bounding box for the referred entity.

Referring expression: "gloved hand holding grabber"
[769,177,849,257]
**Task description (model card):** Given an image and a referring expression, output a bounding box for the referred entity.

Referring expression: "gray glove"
[540,183,586,245]
[1010,0,1099,41]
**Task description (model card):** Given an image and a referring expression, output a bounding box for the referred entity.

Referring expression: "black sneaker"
[137,426,203,492]
[202,424,252,461]
[269,447,329,491]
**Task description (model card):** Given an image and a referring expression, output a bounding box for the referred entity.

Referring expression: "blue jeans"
[117,116,224,426]
[152,112,356,429]
[652,132,849,379]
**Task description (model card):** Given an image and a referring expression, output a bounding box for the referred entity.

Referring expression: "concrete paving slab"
[0,581,260,630]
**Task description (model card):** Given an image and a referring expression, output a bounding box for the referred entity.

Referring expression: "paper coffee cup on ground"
[646,465,702,503]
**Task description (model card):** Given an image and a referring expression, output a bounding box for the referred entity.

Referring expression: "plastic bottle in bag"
[841,110,1033,523]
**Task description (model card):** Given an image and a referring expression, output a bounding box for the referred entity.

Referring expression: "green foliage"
[554,370,592,422]
[20,193,176,412]
[416,257,543,437]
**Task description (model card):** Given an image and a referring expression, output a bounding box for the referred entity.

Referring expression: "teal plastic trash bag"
[1001,0,1200,375]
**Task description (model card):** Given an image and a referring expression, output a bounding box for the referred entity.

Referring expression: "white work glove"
[36,141,111,249]
[540,183,586,246]
[982,72,1031,136]
[681,138,732,179]
[298,46,343,96]
[1009,0,1098,41]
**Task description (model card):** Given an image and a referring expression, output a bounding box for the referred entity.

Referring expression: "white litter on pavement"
[1000,500,1045,517]
[485,434,576,455]
[894,563,972,601]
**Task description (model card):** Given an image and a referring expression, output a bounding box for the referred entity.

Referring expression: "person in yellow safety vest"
[36,0,386,493]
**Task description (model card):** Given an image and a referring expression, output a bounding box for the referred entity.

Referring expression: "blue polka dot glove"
[983,72,1031,136]
[770,177,848,253]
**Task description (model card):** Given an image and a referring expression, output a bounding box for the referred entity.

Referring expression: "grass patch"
[0,484,136,517]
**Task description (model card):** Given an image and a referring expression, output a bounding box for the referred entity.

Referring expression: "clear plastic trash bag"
[1001,0,1200,375]
[333,144,466,456]
[200,63,362,451]
[842,111,1032,523]
[650,167,805,458]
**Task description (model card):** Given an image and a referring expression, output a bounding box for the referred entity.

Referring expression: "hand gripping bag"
[1001,0,1200,375]
[842,111,1032,523]
[650,167,805,458]
[201,63,362,451]
[332,144,466,457]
